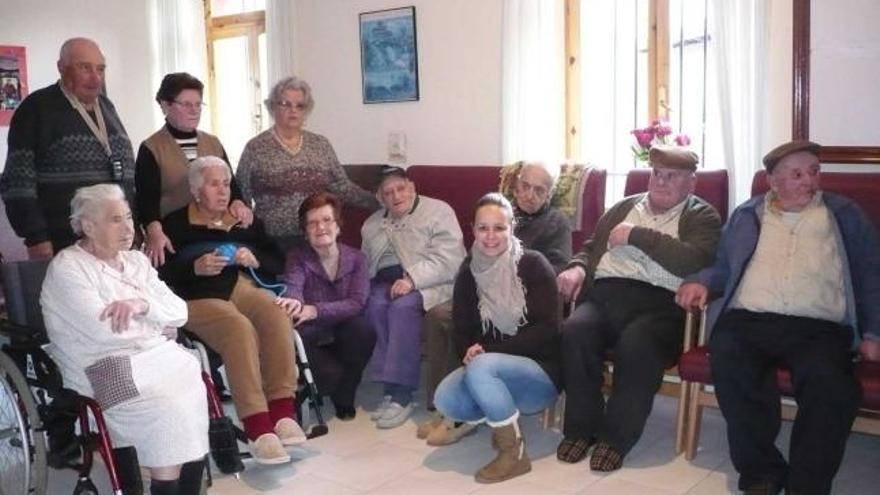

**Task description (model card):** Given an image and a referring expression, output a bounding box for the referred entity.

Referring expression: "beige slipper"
[275,417,307,446]
[248,433,291,465]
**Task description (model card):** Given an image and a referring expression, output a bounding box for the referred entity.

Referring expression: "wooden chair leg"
[542,393,566,430]
[542,403,556,429]
[557,392,565,430]
[675,379,690,454]
[685,382,703,460]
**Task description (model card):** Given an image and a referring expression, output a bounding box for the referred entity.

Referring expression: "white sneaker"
[275,417,307,446]
[370,395,392,421]
[376,402,414,429]
[248,433,291,465]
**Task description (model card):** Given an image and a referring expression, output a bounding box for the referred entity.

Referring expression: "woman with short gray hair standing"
[236,76,377,250]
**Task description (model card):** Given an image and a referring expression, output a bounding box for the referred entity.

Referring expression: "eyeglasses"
[172,100,206,111]
[651,169,694,183]
[71,62,106,76]
[305,217,337,230]
[515,179,550,198]
[275,100,308,112]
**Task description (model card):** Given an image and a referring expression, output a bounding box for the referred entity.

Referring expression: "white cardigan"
[361,195,465,311]
[41,245,187,393]
[40,244,208,467]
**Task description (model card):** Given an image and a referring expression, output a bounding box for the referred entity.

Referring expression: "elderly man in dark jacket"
[511,161,572,273]
[556,146,722,471]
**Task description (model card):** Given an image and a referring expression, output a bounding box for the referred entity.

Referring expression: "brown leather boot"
[475,419,531,483]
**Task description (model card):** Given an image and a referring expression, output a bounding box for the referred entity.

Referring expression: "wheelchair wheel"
[0,351,48,495]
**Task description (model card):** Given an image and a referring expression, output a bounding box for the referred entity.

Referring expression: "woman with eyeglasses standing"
[236,76,378,251]
[135,72,253,267]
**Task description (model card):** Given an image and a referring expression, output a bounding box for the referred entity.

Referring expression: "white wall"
[810,0,880,147]
[0,0,874,172]
[294,0,504,166]
[765,0,793,150]
[0,0,156,171]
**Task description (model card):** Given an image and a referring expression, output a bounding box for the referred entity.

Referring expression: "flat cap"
[762,140,821,173]
[379,165,408,183]
[649,145,699,171]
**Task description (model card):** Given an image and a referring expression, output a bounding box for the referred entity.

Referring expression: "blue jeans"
[434,353,558,425]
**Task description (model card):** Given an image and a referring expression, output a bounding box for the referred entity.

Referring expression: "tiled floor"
[49,381,880,494]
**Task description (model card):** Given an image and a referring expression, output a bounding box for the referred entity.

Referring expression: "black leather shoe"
[744,480,782,495]
[335,405,356,421]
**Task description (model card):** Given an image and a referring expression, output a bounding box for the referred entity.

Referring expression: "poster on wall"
[0,45,28,126]
[359,6,419,104]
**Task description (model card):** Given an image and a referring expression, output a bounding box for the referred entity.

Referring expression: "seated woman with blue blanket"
[160,155,306,465]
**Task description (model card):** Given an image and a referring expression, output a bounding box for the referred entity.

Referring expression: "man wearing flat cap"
[361,166,465,429]
[677,140,880,495]
[556,145,722,471]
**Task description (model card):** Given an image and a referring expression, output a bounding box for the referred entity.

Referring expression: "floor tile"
[471,479,577,495]
[308,441,426,491]
[45,379,880,494]
[576,477,679,495]
[684,471,737,494]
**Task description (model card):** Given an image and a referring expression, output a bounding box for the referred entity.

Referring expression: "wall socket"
[388,131,407,165]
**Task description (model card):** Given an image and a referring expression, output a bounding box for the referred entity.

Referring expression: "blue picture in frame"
[359,6,419,104]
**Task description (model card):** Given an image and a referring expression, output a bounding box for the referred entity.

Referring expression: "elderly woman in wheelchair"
[40,183,208,494]
[159,155,306,465]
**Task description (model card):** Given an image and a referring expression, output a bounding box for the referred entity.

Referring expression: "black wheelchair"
[0,259,327,494]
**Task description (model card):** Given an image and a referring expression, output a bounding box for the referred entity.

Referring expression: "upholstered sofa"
[340,164,607,250]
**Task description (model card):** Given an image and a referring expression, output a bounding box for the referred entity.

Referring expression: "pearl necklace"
[273,127,304,156]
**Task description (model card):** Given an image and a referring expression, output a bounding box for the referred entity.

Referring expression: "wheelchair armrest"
[176,328,203,350]
[0,318,49,346]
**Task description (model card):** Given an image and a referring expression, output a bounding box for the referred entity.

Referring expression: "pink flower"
[631,128,654,148]
[631,122,691,163]
[653,122,673,138]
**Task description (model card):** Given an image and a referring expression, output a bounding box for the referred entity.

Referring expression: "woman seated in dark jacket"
[433,193,562,484]
[281,192,376,420]
[160,155,305,465]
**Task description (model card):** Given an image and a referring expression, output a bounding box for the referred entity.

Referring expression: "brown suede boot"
[475,419,531,483]
[417,411,444,439]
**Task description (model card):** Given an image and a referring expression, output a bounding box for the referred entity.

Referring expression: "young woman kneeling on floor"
[433,193,562,483]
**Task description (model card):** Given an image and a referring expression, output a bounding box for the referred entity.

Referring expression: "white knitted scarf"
[470,237,528,336]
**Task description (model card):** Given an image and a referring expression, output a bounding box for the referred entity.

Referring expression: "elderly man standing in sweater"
[1,37,136,258]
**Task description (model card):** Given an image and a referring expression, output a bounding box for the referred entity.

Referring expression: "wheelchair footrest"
[73,476,99,495]
[306,424,329,439]
[209,416,245,475]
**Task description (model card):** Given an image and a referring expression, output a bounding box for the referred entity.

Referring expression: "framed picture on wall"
[359,6,419,104]
[0,45,28,126]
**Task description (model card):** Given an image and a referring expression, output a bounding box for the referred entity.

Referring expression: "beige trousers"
[186,274,298,419]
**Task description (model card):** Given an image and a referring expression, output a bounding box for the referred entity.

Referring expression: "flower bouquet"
[630,120,691,163]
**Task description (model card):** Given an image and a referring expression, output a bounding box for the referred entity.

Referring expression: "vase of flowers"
[631,120,691,163]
